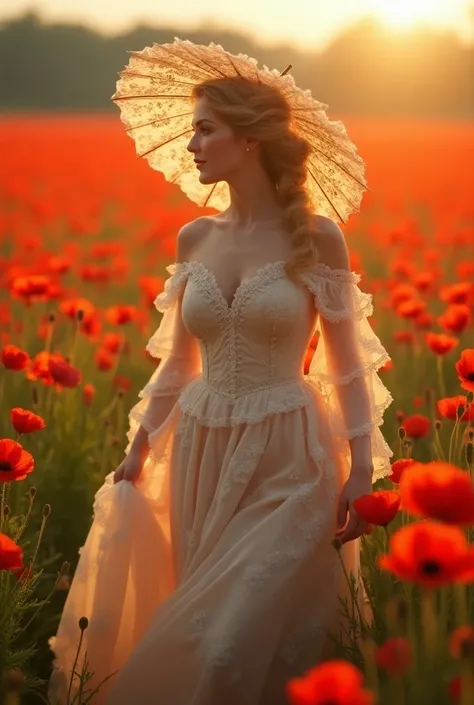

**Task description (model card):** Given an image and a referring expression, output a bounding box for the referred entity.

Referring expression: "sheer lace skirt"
[48,386,361,705]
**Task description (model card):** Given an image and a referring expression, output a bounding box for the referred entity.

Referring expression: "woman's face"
[186,96,249,184]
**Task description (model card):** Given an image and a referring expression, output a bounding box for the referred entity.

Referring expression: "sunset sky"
[1,0,472,49]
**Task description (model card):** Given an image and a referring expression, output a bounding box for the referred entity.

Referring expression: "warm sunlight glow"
[370,0,449,29]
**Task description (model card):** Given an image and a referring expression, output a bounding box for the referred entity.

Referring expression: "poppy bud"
[457,403,467,419]
[76,309,84,322]
[28,487,37,499]
[42,504,51,518]
[331,537,342,551]
[467,391,474,404]
[398,427,406,440]
[48,312,56,323]
[435,419,442,431]
[3,505,10,517]
[79,616,89,631]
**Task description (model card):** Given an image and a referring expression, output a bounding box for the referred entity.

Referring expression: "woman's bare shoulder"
[176,216,214,262]
[310,214,350,271]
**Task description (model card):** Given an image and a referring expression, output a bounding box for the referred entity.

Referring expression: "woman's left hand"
[335,467,373,544]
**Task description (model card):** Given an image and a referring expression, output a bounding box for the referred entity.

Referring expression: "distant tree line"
[1,10,473,117]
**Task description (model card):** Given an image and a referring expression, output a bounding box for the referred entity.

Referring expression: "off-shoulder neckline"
[169,259,360,284]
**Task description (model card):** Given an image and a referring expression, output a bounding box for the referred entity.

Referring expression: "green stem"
[13,490,35,543]
[336,543,366,637]
[29,512,48,569]
[421,590,438,694]
[67,629,85,704]
[0,482,7,530]
[436,356,447,399]
[453,417,462,466]
[453,583,468,627]
[449,418,460,465]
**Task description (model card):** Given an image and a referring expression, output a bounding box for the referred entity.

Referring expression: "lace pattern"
[302,265,394,481]
[112,37,368,224]
[177,378,314,427]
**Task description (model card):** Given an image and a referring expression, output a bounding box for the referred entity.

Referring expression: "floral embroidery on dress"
[219,442,268,500]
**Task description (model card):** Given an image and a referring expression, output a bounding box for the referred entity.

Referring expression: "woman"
[49,69,393,705]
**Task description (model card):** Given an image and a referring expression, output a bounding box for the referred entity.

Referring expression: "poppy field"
[0,114,474,704]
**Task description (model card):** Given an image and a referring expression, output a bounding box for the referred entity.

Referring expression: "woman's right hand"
[113,449,147,485]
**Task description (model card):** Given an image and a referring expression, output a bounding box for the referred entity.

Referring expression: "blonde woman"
[49,45,393,705]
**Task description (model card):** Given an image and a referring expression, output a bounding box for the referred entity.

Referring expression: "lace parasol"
[111,37,368,223]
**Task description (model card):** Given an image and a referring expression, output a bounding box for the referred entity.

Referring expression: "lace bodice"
[129,258,394,481]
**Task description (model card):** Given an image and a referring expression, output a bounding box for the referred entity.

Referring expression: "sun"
[369,0,445,29]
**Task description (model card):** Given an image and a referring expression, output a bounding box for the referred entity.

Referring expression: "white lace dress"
[48,258,393,705]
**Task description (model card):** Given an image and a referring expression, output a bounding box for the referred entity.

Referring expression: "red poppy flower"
[414,311,436,330]
[59,297,95,323]
[437,396,474,423]
[95,347,114,371]
[379,521,474,588]
[449,625,474,658]
[438,305,471,335]
[46,255,72,275]
[11,275,53,303]
[80,312,102,340]
[399,462,474,525]
[425,333,459,356]
[390,283,418,307]
[396,300,427,319]
[26,351,55,385]
[401,414,431,439]
[10,408,46,435]
[104,305,136,325]
[0,533,23,571]
[389,458,417,484]
[82,383,95,406]
[375,637,412,675]
[79,264,111,283]
[286,660,374,705]
[102,332,125,354]
[1,344,30,371]
[48,355,81,388]
[456,350,474,393]
[440,282,473,305]
[0,439,35,482]
[353,491,401,527]
[412,271,435,292]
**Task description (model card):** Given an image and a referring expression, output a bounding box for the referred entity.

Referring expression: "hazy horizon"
[1,1,472,50]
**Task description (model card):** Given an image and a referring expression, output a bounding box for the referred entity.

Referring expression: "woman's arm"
[313,216,376,479]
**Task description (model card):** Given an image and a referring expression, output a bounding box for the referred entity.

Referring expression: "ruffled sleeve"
[300,262,394,482]
[126,262,202,453]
